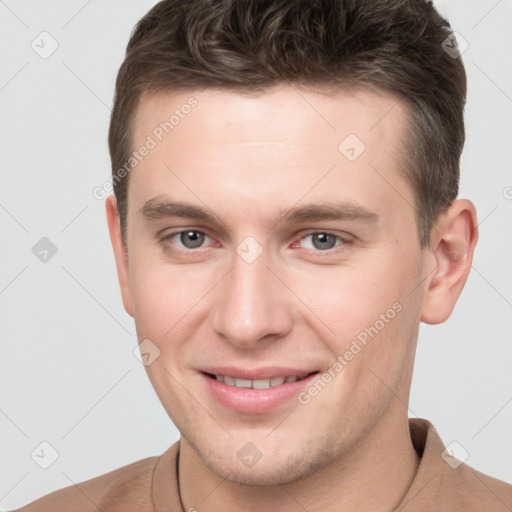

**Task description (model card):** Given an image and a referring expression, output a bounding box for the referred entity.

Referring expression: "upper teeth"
[215,375,307,389]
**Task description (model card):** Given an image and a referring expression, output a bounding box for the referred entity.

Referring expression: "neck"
[178,405,420,512]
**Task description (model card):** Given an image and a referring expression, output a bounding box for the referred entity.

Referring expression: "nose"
[211,247,293,349]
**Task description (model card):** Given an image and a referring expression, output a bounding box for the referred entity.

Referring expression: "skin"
[106,86,478,511]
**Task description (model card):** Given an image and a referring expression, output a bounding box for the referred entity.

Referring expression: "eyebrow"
[140,196,380,228]
[282,203,379,224]
[141,196,228,228]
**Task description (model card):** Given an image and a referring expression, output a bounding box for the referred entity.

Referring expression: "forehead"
[128,85,414,231]
[133,85,405,147]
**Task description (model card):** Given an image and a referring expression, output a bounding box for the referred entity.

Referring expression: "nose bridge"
[211,245,292,347]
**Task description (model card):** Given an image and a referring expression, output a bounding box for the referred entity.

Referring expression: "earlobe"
[420,199,478,324]
[105,195,134,318]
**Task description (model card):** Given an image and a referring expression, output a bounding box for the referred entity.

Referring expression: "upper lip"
[200,366,318,380]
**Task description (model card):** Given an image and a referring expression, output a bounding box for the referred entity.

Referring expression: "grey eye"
[178,230,206,249]
[312,233,337,250]
[300,232,341,251]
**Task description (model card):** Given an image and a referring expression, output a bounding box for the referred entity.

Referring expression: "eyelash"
[160,229,350,255]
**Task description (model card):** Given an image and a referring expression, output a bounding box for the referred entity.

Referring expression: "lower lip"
[201,372,318,414]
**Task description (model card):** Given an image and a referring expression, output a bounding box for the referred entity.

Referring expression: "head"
[106,0,478,486]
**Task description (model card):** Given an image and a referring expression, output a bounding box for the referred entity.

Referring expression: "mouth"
[203,372,315,389]
[200,369,320,414]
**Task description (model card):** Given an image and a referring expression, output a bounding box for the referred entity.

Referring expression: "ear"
[105,195,134,318]
[420,199,478,324]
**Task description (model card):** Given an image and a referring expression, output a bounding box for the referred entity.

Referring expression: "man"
[18,0,511,510]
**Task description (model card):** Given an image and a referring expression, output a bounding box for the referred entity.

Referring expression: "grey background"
[0,0,511,509]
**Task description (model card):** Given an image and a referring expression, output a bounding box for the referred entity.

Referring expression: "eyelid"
[297,229,352,241]
[292,230,351,252]
[159,228,214,250]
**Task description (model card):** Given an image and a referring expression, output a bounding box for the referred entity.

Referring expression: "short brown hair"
[108,0,466,248]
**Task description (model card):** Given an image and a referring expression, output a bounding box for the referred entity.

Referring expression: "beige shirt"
[18,418,512,511]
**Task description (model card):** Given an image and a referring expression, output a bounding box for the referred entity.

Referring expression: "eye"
[298,232,346,251]
[165,230,210,249]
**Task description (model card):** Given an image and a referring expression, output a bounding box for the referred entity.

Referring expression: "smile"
[201,370,320,414]
[209,373,312,389]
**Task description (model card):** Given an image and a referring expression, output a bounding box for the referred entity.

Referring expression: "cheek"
[289,257,405,336]
[128,253,205,342]
[307,295,417,431]
[288,247,420,389]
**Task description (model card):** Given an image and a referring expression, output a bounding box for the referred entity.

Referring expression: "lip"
[200,368,319,414]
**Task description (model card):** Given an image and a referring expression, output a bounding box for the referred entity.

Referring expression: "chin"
[207,458,309,487]
[195,438,340,487]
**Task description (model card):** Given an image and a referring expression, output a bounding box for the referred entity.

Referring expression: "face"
[109,86,432,485]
